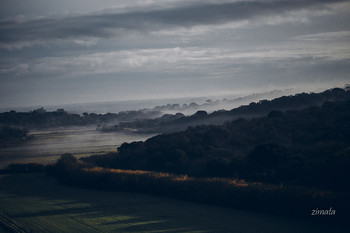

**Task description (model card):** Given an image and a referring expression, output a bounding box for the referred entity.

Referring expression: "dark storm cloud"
[0,0,346,48]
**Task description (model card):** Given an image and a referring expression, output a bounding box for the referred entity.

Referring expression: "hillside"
[106,87,350,133]
[84,99,350,192]
[1,87,349,133]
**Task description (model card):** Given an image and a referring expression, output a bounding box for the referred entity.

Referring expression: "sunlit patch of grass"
[82,167,263,188]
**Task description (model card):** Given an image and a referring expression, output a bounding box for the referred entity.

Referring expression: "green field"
[0,173,343,233]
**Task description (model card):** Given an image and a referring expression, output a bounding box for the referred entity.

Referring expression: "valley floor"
[0,173,345,233]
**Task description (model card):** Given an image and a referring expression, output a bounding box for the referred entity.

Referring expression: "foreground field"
[0,173,345,233]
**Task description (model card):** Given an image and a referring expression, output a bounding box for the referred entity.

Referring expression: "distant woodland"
[1,87,350,135]
[105,87,350,133]
[0,107,161,129]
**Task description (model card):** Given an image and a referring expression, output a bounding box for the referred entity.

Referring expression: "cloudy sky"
[1,0,350,108]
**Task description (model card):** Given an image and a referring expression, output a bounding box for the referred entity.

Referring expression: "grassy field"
[0,173,344,233]
[0,127,155,169]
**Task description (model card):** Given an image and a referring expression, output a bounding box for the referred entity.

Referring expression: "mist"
[0,126,155,169]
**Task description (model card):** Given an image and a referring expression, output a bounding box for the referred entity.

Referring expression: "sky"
[1,0,350,109]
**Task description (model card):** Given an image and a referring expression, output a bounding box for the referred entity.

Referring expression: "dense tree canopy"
[84,99,350,192]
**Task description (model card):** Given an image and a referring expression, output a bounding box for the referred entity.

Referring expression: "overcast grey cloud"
[0,0,349,108]
[0,0,347,48]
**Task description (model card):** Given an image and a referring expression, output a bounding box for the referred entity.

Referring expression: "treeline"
[0,125,29,143]
[84,99,350,192]
[0,162,45,174]
[42,154,349,223]
[1,87,349,132]
[106,87,350,133]
[1,153,348,223]
[0,107,161,129]
[102,112,185,132]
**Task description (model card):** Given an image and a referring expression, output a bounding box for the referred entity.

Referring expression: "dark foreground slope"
[1,173,344,233]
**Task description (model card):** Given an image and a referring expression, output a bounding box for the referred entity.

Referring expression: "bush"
[50,165,350,223]
[0,126,29,141]
[0,163,44,174]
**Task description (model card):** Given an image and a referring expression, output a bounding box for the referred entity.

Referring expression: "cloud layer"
[0,0,347,49]
[0,0,349,108]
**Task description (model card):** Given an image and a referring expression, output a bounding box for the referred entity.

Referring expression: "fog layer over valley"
[1,87,349,168]
[0,88,299,115]
[102,87,350,133]
[1,89,296,168]
[0,126,154,169]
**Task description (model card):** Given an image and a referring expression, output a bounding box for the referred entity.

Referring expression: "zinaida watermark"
[311,207,336,216]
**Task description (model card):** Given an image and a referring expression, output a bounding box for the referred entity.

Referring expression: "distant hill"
[0,107,161,129]
[1,87,349,133]
[105,87,350,133]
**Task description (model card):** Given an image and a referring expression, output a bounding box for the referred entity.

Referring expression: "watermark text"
[311,207,336,216]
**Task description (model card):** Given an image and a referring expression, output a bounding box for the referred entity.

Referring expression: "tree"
[248,143,289,170]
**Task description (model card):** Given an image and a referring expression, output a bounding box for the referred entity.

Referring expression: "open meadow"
[0,127,154,169]
[0,173,345,233]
